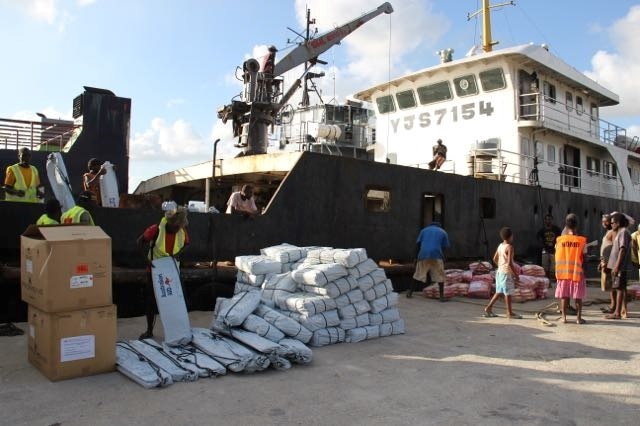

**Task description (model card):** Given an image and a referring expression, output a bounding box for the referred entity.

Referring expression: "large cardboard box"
[21,225,112,312]
[28,304,117,381]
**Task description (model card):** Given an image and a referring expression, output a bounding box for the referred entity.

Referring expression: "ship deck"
[2,284,639,425]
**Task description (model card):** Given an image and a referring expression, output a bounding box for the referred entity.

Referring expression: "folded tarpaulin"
[261,243,307,263]
[347,258,379,279]
[151,256,192,346]
[346,325,381,343]
[129,339,199,382]
[368,307,401,325]
[301,276,358,298]
[278,338,313,364]
[356,268,388,292]
[242,313,286,342]
[334,289,365,308]
[254,304,312,343]
[369,292,399,313]
[291,263,348,286]
[215,290,262,328]
[191,328,270,373]
[229,328,292,371]
[363,279,394,301]
[235,255,282,275]
[379,319,406,337]
[261,273,299,306]
[338,300,371,319]
[234,282,259,294]
[310,327,345,347]
[286,309,340,332]
[163,343,226,378]
[116,341,173,389]
[340,313,370,330]
[279,292,337,315]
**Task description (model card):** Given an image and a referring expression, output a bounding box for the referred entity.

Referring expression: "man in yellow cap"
[3,147,44,202]
[137,207,190,339]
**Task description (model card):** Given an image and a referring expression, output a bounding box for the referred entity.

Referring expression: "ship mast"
[468,0,514,53]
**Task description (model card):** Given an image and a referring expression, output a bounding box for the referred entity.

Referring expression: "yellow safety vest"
[61,205,95,225]
[149,217,185,266]
[5,164,39,202]
[555,235,586,281]
[36,214,59,225]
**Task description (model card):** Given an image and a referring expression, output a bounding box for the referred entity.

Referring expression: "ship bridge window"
[590,103,598,121]
[603,161,617,179]
[479,68,506,91]
[576,96,584,115]
[365,187,391,212]
[587,156,600,175]
[453,74,478,97]
[543,81,556,104]
[565,92,573,111]
[547,145,556,166]
[395,89,417,110]
[375,95,396,114]
[417,81,452,105]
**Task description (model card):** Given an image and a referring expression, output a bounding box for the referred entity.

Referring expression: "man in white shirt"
[226,184,258,217]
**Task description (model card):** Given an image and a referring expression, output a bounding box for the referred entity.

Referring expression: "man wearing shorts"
[408,221,450,301]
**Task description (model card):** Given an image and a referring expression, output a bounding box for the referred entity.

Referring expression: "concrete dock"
[1,287,638,426]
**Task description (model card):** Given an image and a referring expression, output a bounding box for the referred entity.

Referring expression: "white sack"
[242,314,285,342]
[292,263,348,286]
[236,271,266,286]
[340,313,370,330]
[363,279,394,301]
[279,293,337,315]
[254,304,312,343]
[368,308,401,325]
[235,255,282,275]
[129,339,198,382]
[347,258,379,279]
[310,327,345,347]
[357,268,388,291]
[215,291,262,328]
[334,289,365,308]
[318,248,368,267]
[287,309,341,332]
[379,319,406,336]
[261,273,299,305]
[261,243,306,263]
[151,257,192,346]
[338,300,371,319]
[301,276,357,298]
[369,292,399,313]
[278,338,313,364]
[346,325,380,343]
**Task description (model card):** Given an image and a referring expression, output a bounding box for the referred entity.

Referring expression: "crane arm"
[272,2,393,77]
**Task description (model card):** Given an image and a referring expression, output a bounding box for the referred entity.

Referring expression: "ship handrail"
[0,117,80,152]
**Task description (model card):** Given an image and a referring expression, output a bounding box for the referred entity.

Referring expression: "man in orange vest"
[3,147,44,202]
[554,213,587,324]
[137,207,190,339]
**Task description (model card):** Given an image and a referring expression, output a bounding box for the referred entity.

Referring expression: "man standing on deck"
[428,139,447,170]
[408,221,450,301]
[3,147,44,202]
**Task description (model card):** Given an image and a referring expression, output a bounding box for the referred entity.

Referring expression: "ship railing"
[518,93,636,152]
[0,118,79,152]
[494,148,624,199]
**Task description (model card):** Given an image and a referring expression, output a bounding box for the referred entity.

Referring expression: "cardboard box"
[21,225,112,312]
[28,304,117,381]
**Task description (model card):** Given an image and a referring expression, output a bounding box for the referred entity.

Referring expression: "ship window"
[603,161,617,179]
[587,156,600,175]
[365,187,391,212]
[576,96,584,115]
[479,68,505,91]
[565,92,573,111]
[375,95,396,114]
[547,145,556,166]
[543,81,556,104]
[453,74,478,97]
[396,89,417,110]
[590,103,598,121]
[417,81,452,105]
[535,142,544,160]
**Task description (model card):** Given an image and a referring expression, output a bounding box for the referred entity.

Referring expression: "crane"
[217,2,394,155]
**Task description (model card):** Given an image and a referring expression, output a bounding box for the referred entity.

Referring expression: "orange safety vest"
[554,234,586,281]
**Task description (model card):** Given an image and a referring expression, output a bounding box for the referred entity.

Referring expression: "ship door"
[422,193,444,227]
[562,145,581,188]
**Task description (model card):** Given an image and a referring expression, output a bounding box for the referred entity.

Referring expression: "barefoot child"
[484,227,522,319]
[555,213,587,324]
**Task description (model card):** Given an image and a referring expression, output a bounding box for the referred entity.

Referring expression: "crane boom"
[273,2,394,77]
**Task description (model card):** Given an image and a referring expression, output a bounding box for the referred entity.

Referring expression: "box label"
[26,259,33,274]
[60,335,95,362]
[70,275,94,289]
[75,263,89,274]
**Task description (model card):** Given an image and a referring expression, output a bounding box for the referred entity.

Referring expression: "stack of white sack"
[261,243,308,272]
[282,247,404,346]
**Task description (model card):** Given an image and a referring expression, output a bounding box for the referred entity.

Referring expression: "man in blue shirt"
[408,222,450,300]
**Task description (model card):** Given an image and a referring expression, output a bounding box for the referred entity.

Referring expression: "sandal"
[483,311,498,318]
[605,314,621,320]
[507,314,523,319]
[576,318,586,325]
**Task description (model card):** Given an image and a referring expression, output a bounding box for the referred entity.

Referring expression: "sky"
[2,0,640,191]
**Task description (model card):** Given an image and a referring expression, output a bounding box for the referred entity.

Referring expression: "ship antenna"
[467,0,515,53]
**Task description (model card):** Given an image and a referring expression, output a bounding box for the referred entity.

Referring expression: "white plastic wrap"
[315,248,368,267]
[301,276,358,298]
[215,291,262,328]
[116,341,173,389]
[337,300,372,318]
[291,263,349,286]
[346,325,380,343]
[356,268,388,291]
[278,338,313,364]
[235,255,282,275]
[363,279,394,301]
[129,339,199,382]
[347,258,379,279]
[339,313,371,330]
[286,309,341,332]
[242,314,286,342]
[368,308,401,325]
[254,304,312,343]
[369,292,399,313]
[261,243,306,263]
[279,293,337,315]
[379,319,406,336]
[334,289,365,309]
[261,273,299,305]
[163,343,226,378]
[236,271,266,286]
[310,327,345,347]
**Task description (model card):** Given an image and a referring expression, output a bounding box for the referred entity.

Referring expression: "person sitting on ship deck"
[3,147,45,202]
[83,158,107,207]
[428,139,447,170]
[137,207,190,339]
[61,191,96,225]
[226,184,259,217]
[36,198,62,225]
